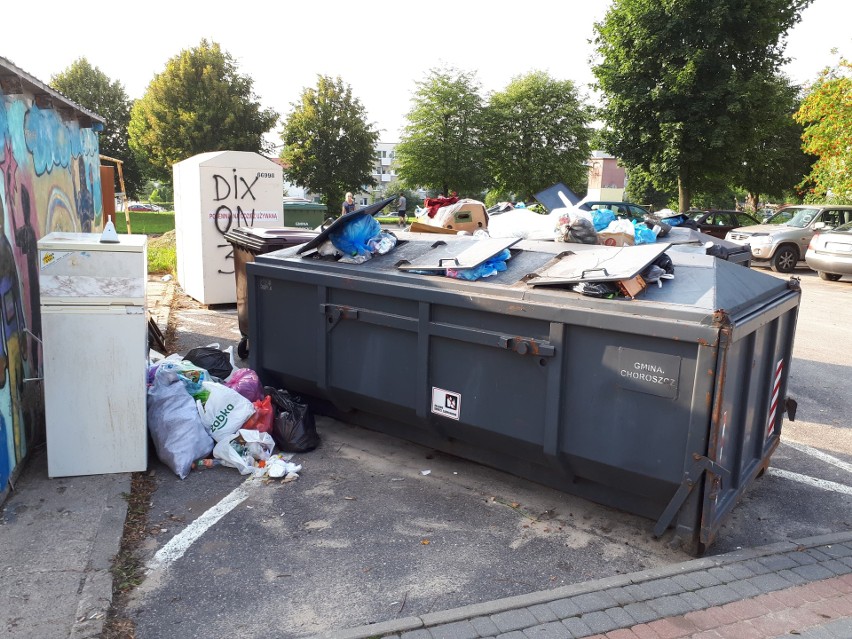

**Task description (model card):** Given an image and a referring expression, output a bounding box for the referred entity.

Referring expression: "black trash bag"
[652,253,675,275]
[705,243,738,261]
[645,218,672,238]
[264,386,320,452]
[567,217,599,244]
[185,346,233,380]
[573,281,620,298]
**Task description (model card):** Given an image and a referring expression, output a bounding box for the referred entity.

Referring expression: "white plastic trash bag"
[240,428,275,462]
[212,428,276,475]
[196,381,255,442]
[212,432,254,475]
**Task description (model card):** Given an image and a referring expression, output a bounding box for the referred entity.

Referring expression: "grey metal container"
[224,227,318,358]
[246,234,800,554]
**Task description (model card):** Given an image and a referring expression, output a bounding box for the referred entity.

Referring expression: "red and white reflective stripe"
[766,358,784,436]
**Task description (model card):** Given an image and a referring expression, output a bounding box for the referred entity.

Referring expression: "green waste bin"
[282,200,328,229]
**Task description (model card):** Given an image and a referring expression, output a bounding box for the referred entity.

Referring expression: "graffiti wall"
[0,86,102,493]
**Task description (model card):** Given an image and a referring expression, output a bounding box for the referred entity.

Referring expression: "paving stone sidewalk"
[315,532,852,639]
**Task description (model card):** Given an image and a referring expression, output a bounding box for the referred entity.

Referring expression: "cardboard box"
[617,275,646,298]
[409,221,460,235]
[426,200,489,233]
[443,202,488,232]
[597,231,635,247]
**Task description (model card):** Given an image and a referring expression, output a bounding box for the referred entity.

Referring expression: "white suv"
[725,205,852,272]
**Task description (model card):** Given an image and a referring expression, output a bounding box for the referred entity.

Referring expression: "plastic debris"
[267,455,303,479]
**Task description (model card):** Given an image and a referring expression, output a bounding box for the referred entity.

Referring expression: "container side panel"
[328,319,418,408]
[428,336,548,446]
[329,288,419,319]
[702,298,799,547]
[252,278,319,388]
[432,305,551,341]
[561,327,700,492]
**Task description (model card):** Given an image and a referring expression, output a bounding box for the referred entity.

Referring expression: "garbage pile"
[314,213,397,264]
[146,344,319,480]
[286,191,752,304]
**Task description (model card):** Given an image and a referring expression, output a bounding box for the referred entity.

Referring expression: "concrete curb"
[148,275,176,339]
[310,530,852,639]
[69,474,131,639]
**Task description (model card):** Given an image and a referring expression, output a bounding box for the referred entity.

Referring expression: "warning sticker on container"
[431,387,461,420]
[39,250,71,270]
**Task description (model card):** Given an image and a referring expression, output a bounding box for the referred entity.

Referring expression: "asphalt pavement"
[1,271,850,639]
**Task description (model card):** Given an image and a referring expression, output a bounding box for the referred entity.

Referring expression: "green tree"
[624,165,676,212]
[128,40,278,184]
[396,67,488,196]
[736,75,814,209]
[383,179,422,210]
[279,75,378,213]
[795,58,852,203]
[50,57,144,198]
[592,0,812,211]
[484,71,593,201]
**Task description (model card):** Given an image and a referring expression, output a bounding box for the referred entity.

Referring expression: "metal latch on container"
[498,336,555,357]
[324,305,358,330]
[653,453,730,538]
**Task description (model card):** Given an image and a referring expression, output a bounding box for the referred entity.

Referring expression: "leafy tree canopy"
[50,57,145,198]
[395,66,489,197]
[624,165,676,212]
[592,0,812,211]
[736,74,815,208]
[128,40,278,184]
[795,57,852,203]
[484,71,593,201]
[279,75,378,212]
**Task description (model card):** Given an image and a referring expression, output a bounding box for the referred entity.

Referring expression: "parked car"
[578,201,652,223]
[688,209,760,239]
[725,205,852,273]
[805,221,852,281]
[128,203,157,212]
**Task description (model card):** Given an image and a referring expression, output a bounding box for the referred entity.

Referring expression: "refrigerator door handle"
[22,329,43,382]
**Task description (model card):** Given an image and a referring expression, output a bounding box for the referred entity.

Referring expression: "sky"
[3,0,850,145]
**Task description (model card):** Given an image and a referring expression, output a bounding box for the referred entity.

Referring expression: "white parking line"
[783,439,852,475]
[146,479,254,572]
[767,468,852,496]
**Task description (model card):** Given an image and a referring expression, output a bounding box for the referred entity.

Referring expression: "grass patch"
[112,211,175,235]
[147,230,177,275]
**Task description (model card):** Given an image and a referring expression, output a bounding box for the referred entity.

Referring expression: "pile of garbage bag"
[316,214,397,264]
[147,344,320,479]
[554,206,666,246]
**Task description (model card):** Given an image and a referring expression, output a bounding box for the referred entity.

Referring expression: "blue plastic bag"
[154,360,212,400]
[633,221,657,245]
[330,214,381,257]
[591,208,617,231]
[447,249,511,281]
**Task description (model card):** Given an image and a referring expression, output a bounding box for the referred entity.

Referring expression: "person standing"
[341,192,356,216]
[396,192,407,228]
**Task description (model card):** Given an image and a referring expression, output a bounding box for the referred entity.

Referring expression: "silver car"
[725,205,852,273]
[805,221,852,281]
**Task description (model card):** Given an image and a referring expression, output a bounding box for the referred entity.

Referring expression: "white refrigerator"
[38,232,148,477]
